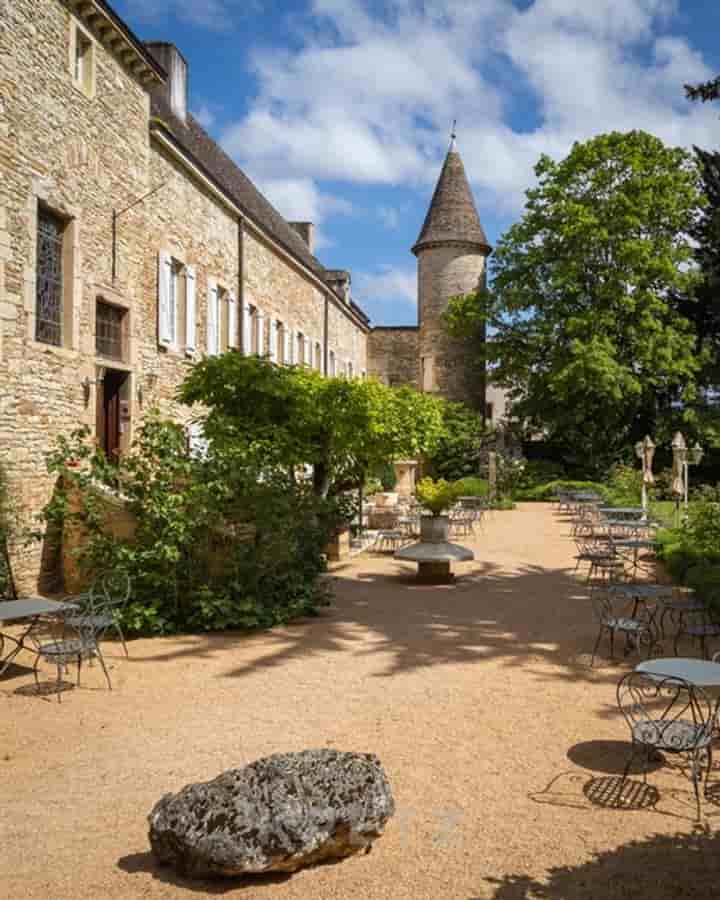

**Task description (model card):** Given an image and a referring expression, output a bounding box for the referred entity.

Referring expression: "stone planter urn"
[374,492,399,508]
[420,514,449,543]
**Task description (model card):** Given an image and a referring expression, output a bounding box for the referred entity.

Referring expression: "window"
[72,24,95,98]
[315,342,322,371]
[348,361,354,380]
[96,301,126,360]
[329,350,336,377]
[36,206,65,346]
[296,331,304,365]
[159,252,196,354]
[485,402,494,422]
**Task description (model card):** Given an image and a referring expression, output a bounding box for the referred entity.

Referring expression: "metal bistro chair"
[673,604,720,660]
[590,586,657,666]
[617,671,717,820]
[449,507,475,538]
[66,571,131,658]
[30,607,112,702]
[574,537,624,585]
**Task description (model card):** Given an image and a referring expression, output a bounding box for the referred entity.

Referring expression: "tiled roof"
[412,148,490,255]
[149,94,370,324]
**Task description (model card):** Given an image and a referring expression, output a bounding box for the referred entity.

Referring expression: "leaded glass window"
[36,207,64,346]
[96,301,125,359]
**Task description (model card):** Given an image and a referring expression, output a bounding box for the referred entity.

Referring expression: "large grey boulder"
[148,749,395,877]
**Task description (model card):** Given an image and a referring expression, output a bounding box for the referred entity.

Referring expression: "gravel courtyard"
[2,503,719,899]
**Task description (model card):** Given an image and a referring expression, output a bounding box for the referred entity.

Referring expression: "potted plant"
[374,461,399,508]
[415,477,461,542]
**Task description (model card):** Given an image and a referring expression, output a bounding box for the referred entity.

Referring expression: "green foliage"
[604,463,643,506]
[514,459,566,495]
[426,402,489,481]
[452,477,489,498]
[40,418,331,636]
[446,131,705,475]
[515,479,609,502]
[656,486,720,609]
[180,355,446,500]
[376,462,397,492]
[415,478,461,516]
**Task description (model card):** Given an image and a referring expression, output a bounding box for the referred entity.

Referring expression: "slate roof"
[412,147,490,255]
[149,93,370,324]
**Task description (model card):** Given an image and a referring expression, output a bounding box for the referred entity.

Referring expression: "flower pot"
[420,514,449,543]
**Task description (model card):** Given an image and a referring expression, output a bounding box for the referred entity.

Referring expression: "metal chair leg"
[95,648,112,690]
[113,622,129,658]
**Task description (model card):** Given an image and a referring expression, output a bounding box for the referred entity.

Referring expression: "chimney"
[145,42,188,123]
[289,222,315,254]
[325,269,351,305]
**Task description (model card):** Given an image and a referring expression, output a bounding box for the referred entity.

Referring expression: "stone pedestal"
[394,460,418,497]
[395,514,474,584]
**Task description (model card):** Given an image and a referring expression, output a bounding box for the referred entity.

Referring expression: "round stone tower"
[412,136,491,410]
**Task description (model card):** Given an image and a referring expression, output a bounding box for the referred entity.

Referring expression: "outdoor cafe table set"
[0,597,77,675]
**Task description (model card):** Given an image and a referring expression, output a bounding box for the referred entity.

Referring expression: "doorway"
[96,369,128,460]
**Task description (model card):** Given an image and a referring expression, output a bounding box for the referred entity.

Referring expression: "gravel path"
[2,503,719,898]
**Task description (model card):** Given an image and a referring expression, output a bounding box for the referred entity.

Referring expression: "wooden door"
[96,370,127,460]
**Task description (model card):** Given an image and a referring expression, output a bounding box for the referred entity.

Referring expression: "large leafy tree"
[686,76,720,104]
[445,130,704,473]
[179,354,446,499]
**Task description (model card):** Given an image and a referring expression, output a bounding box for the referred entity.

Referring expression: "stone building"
[0,0,370,589]
[366,136,507,422]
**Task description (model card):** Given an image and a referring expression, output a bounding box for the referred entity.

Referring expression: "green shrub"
[426,402,489,481]
[415,477,461,515]
[377,461,397,492]
[40,419,332,636]
[452,476,489,498]
[604,463,643,506]
[514,459,566,494]
[515,479,609,502]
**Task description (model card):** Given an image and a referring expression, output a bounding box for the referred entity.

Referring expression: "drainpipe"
[237,217,245,350]
[323,294,329,375]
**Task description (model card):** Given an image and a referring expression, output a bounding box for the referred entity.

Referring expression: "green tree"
[179,355,446,500]
[445,130,704,474]
[686,76,720,104]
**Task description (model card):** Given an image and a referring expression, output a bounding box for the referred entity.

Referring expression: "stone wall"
[366,327,420,389]
[1,0,370,590]
[417,244,487,409]
[0,0,152,588]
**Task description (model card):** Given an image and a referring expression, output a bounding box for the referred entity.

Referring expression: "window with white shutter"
[284,327,292,365]
[207,279,219,355]
[228,294,238,349]
[256,310,265,356]
[158,250,173,347]
[269,319,278,362]
[241,301,251,355]
[329,350,336,377]
[185,266,196,354]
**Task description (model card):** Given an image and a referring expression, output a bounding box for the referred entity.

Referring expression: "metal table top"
[0,598,75,622]
[636,658,720,687]
[609,583,673,597]
[599,507,645,515]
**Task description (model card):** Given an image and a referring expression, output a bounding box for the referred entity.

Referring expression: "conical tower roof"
[412,143,491,256]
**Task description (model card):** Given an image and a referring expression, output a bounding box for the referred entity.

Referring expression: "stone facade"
[1,0,369,590]
[416,244,487,409]
[366,326,419,389]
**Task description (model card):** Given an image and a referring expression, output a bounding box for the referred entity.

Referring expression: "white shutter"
[284,327,292,365]
[228,294,238,349]
[269,319,278,362]
[158,250,173,346]
[241,301,252,355]
[256,310,265,356]
[207,279,218,356]
[304,336,311,368]
[185,266,196,354]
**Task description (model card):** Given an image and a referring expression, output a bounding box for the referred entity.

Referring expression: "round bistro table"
[636,657,720,687]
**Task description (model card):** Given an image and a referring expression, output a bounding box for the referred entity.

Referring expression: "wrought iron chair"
[673,604,720,660]
[590,586,657,666]
[574,537,623,584]
[66,571,131,657]
[30,607,112,702]
[617,671,717,820]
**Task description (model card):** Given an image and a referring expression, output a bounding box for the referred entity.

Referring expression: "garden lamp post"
[634,435,655,515]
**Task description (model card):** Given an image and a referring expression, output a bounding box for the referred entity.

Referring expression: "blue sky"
[115,0,720,326]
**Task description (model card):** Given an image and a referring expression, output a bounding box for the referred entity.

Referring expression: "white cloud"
[377,205,400,229]
[355,265,417,320]
[192,104,215,129]
[218,0,719,219]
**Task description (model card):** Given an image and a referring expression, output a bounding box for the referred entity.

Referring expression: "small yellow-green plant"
[415,477,461,516]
